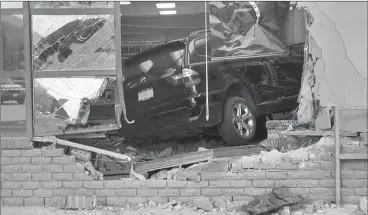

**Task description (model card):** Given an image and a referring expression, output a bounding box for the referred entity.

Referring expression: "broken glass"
[33,77,118,135]
[1,14,25,71]
[30,1,113,9]
[1,77,27,129]
[32,14,116,71]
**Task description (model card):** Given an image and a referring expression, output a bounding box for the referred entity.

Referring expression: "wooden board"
[281,130,357,137]
[213,145,269,158]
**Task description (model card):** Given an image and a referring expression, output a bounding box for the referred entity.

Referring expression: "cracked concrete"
[298,2,367,107]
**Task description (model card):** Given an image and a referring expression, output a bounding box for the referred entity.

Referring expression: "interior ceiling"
[121,1,206,17]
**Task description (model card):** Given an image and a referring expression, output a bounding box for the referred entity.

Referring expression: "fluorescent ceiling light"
[120,1,131,5]
[159,10,177,15]
[156,3,176,9]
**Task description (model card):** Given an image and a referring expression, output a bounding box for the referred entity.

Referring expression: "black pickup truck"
[119,31,303,145]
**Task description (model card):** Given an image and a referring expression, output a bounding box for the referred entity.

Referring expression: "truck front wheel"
[218,96,257,146]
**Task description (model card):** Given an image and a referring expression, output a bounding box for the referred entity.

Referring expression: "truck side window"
[243,65,276,87]
[273,63,302,84]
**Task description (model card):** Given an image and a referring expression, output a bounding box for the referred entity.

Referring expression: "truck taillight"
[168,68,201,87]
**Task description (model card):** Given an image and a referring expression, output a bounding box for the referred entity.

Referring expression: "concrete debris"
[291,210,305,215]
[198,147,208,152]
[157,147,173,158]
[192,197,214,211]
[360,197,368,215]
[343,204,358,213]
[85,161,104,180]
[279,206,291,215]
[305,204,315,214]
[71,148,92,161]
[316,209,325,214]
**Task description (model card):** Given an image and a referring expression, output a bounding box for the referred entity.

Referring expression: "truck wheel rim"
[232,102,254,137]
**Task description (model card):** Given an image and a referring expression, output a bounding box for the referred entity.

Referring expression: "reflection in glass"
[32,15,115,71]
[30,1,113,9]
[1,15,25,71]
[33,77,117,135]
[1,77,27,128]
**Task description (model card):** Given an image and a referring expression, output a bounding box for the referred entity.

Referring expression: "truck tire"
[218,96,257,146]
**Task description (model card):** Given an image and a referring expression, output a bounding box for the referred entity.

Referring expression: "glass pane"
[33,77,117,135]
[32,14,115,71]
[1,14,25,71]
[0,1,22,9]
[30,1,113,9]
[1,76,27,134]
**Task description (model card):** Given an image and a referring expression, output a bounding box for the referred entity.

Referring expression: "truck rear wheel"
[218,96,257,146]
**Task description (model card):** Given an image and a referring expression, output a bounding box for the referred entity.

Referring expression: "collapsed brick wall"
[1,140,367,207]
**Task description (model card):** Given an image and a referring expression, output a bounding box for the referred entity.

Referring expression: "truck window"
[273,63,302,85]
[188,35,227,64]
[242,64,276,87]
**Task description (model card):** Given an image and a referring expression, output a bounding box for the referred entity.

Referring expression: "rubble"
[360,197,368,215]
[192,197,214,211]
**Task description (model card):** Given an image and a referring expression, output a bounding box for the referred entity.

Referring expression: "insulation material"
[207,1,290,57]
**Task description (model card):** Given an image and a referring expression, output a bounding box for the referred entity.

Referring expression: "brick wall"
[1,137,30,149]
[1,139,367,207]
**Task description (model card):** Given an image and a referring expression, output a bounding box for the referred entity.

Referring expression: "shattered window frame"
[0,2,124,137]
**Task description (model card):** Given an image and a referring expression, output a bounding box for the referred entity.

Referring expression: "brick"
[341,145,366,153]
[12,173,32,181]
[240,171,266,179]
[53,156,75,164]
[320,161,335,170]
[341,170,355,178]
[288,188,310,198]
[22,149,42,157]
[124,180,145,188]
[106,197,126,206]
[1,173,11,181]
[3,198,23,206]
[223,188,243,196]
[243,188,266,196]
[13,189,32,197]
[96,197,106,206]
[342,161,366,170]
[45,196,66,207]
[342,179,367,188]
[126,197,147,205]
[355,188,368,196]
[233,196,254,202]
[32,173,52,181]
[84,181,103,189]
[63,164,84,173]
[115,188,136,197]
[137,189,158,197]
[169,197,190,203]
[2,165,22,173]
[298,162,320,169]
[34,189,53,197]
[1,139,15,149]
[288,170,332,179]
[42,164,63,172]
[318,196,335,203]
[95,189,116,197]
[255,162,275,169]
[104,180,125,189]
[167,180,187,188]
[1,157,11,165]
[32,157,51,164]
[43,148,63,157]
[22,165,42,173]
[42,181,63,189]
[74,173,93,181]
[21,139,30,149]
[341,188,355,196]
[63,181,83,188]
[1,189,12,197]
[53,173,73,181]
[231,162,243,171]
[319,179,335,188]
[146,180,167,188]
[54,189,73,196]
[148,197,169,204]
[180,189,200,196]
[201,172,222,180]
[74,189,94,196]
[342,196,361,204]
[22,182,40,189]
[274,180,296,187]
[159,189,179,197]
[253,180,275,188]
[24,197,45,206]
[14,139,23,148]
[201,188,222,196]
[2,182,21,189]
[2,150,22,157]
[267,171,288,179]
[319,153,334,161]
[276,162,298,170]
[310,188,334,196]
[230,180,252,188]
[297,180,319,188]
[354,171,368,179]
[241,161,256,169]
[221,173,244,180]
[188,181,208,188]
[10,157,31,165]
[210,180,230,188]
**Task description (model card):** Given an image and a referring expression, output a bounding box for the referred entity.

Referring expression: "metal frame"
[1,3,124,140]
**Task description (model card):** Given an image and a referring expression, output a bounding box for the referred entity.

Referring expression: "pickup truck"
[119,31,303,145]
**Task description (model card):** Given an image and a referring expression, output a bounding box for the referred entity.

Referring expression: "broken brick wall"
[1,143,367,207]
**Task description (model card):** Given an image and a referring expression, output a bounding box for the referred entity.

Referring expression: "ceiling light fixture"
[156,3,176,9]
[159,10,177,15]
[120,1,131,5]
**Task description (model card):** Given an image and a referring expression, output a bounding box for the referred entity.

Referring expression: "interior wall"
[299,2,367,107]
